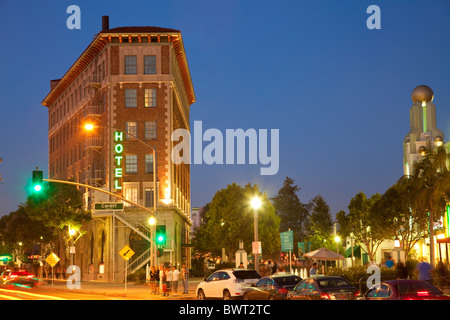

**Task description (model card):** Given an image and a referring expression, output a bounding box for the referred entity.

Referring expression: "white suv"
[196,269,261,300]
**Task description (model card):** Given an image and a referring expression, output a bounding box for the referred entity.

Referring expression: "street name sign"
[119,245,135,261]
[94,202,124,211]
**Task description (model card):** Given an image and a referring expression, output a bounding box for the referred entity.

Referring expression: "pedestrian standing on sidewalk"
[166,266,173,296]
[149,266,157,294]
[161,266,168,296]
[181,264,189,294]
[172,266,180,294]
[155,265,160,295]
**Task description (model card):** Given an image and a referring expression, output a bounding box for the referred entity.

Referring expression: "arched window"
[101,231,106,263]
[90,233,94,264]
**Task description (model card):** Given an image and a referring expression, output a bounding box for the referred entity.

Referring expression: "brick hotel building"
[41,17,195,281]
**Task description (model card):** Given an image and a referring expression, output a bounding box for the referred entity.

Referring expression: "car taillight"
[11,275,18,279]
[321,292,330,300]
[417,291,429,296]
[355,290,360,297]
[27,274,34,278]
[278,288,288,294]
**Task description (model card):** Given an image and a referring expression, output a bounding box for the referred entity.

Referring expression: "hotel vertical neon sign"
[114,131,123,190]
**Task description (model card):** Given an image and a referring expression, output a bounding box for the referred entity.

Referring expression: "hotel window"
[145,188,154,207]
[125,121,137,140]
[125,89,137,107]
[144,88,157,108]
[125,187,138,206]
[124,55,137,74]
[145,154,154,173]
[145,121,157,140]
[125,155,138,174]
[144,55,156,74]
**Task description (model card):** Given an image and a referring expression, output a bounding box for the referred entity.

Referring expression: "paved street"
[0,277,203,300]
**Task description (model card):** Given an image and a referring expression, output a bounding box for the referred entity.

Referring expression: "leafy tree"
[24,182,91,269]
[307,195,334,251]
[372,182,427,259]
[336,210,351,238]
[192,183,280,259]
[405,146,450,266]
[272,177,309,244]
[346,192,384,262]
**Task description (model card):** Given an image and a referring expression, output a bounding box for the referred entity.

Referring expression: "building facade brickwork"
[42,17,195,281]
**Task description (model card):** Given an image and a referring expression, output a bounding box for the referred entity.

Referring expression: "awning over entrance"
[344,245,361,258]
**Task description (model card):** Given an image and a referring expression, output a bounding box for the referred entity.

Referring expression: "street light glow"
[251,196,261,209]
[149,216,156,226]
[84,123,94,131]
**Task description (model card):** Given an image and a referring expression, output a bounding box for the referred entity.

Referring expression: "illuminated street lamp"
[394,237,401,249]
[251,196,261,272]
[394,236,401,264]
[68,226,79,266]
[334,235,341,267]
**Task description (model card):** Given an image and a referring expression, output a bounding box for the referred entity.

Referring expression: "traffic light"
[156,225,166,247]
[32,170,43,192]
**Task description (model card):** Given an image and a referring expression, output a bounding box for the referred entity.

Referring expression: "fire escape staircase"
[94,209,153,281]
[113,210,153,280]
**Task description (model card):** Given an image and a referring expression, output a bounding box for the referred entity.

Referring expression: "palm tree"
[407,146,450,266]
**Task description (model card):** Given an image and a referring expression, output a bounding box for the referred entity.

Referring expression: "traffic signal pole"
[42,178,157,275]
[43,178,154,214]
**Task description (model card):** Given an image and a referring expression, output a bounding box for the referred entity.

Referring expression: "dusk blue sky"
[1,0,449,218]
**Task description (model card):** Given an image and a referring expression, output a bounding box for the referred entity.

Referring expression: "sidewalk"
[38,277,203,300]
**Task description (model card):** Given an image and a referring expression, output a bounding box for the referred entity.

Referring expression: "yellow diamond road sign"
[119,245,135,261]
[45,252,60,267]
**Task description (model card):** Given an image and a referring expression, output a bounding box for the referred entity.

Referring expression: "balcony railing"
[83,105,102,119]
[83,169,103,186]
[83,74,101,88]
[84,137,103,150]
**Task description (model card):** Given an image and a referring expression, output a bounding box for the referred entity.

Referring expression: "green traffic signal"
[32,170,43,192]
[156,225,166,246]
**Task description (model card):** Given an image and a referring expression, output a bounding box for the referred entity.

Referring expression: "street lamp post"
[85,123,158,267]
[334,235,341,267]
[69,227,76,266]
[394,236,401,264]
[251,196,261,273]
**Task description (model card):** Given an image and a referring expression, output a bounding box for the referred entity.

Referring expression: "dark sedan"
[243,274,302,300]
[287,276,359,300]
[364,279,450,300]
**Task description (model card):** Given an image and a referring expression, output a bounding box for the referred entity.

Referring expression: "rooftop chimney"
[102,16,109,31]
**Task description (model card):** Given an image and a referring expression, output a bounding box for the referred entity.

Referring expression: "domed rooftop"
[411,85,434,103]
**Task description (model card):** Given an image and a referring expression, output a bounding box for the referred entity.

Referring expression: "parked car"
[363,279,450,300]
[287,276,359,300]
[1,269,38,287]
[243,274,302,300]
[196,269,261,300]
